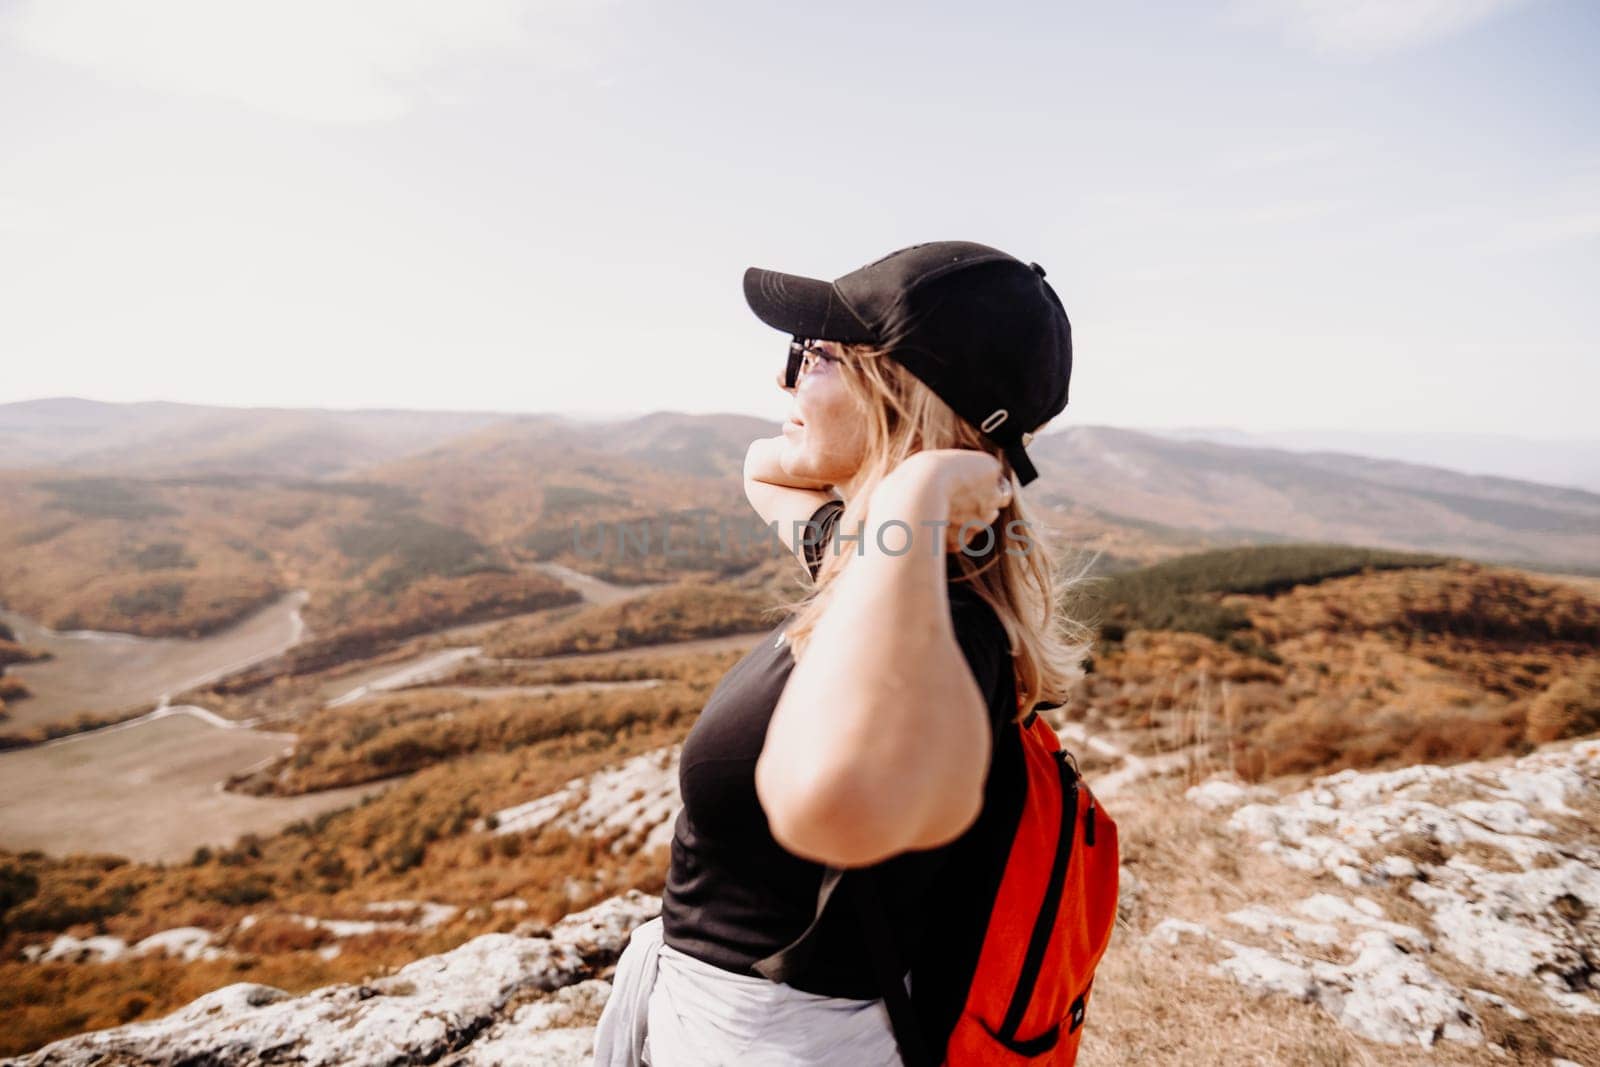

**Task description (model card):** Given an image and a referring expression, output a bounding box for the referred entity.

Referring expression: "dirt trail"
[324,647,485,707]
[1,590,309,732]
[531,562,661,606]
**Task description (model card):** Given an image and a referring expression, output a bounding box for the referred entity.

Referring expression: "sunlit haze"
[2,0,1596,439]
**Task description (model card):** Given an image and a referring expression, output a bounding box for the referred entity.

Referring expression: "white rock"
[1213,940,1315,999]
[546,889,659,960]
[132,927,224,962]
[1212,931,1481,1047]
[1466,989,1529,1021]
[1408,858,1600,1006]
[491,898,529,913]
[1293,894,1429,950]
[296,914,410,938]
[1129,742,1600,1051]
[1332,864,1373,889]
[1146,918,1211,946]
[488,745,682,856]
[364,900,461,929]
[1186,778,1253,811]
[31,934,129,964]
[1223,904,1340,946]
[451,979,612,1066]
[1450,799,1553,836]
[1213,740,1600,1032]
[1308,931,1481,1047]
[1489,754,1592,816]
[1376,855,1420,880]
[14,891,662,1067]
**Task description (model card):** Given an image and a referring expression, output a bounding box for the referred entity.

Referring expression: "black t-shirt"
[660,497,1028,1050]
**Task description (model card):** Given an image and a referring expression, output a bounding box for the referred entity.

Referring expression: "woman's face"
[774,340,868,488]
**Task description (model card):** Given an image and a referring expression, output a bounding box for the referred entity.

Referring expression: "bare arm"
[743,435,835,570]
[754,451,1007,868]
[745,434,833,491]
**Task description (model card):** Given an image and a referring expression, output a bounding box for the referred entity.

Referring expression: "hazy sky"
[2,0,1596,439]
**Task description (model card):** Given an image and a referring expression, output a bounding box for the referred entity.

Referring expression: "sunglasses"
[784,337,842,389]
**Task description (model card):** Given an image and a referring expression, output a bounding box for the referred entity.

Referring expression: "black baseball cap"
[742,240,1072,485]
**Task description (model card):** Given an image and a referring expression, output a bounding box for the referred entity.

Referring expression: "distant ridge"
[1,401,1595,571]
[1138,424,1600,494]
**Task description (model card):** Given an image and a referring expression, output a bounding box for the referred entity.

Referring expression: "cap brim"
[743,267,878,343]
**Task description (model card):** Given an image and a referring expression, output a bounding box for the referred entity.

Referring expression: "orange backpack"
[754,702,1121,1065]
[854,703,1121,1066]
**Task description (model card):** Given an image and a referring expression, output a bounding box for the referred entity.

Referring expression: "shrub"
[34,478,178,520]
[229,916,333,955]
[128,542,196,571]
[0,864,40,930]
[541,484,631,516]
[15,521,72,546]
[487,582,774,658]
[7,882,141,933]
[204,877,274,906]
[384,838,426,873]
[335,516,506,596]
[1069,543,1452,646]
[109,583,186,618]
[284,480,419,511]
[1524,664,1600,744]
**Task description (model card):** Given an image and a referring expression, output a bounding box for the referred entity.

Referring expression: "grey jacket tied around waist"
[592,915,907,1066]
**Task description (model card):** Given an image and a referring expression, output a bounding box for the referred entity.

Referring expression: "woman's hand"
[877,448,1012,552]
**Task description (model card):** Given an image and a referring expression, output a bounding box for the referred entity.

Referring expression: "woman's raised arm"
[754,449,1010,868]
[744,434,837,571]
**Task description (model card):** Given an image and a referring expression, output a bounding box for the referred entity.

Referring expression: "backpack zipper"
[997,749,1080,1045]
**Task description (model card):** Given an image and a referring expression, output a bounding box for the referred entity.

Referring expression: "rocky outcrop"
[22,926,226,965]
[9,891,661,1067]
[483,745,681,855]
[17,738,1599,1063]
[1149,739,1600,1050]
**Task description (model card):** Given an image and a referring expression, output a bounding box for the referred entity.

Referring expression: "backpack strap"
[752,865,846,982]
[752,864,936,1067]
[852,866,936,1067]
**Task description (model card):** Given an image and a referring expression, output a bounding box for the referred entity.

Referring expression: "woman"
[594,240,1094,1066]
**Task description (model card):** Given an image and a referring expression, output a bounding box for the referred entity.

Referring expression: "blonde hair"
[775,342,1095,722]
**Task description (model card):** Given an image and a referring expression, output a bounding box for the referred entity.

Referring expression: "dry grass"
[229,643,739,795]
[1069,562,1600,784]
[6,537,1600,1059]
[1081,936,1502,1067]
[420,644,747,688]
[0,470,588,654]
[483,581,779,658]
[0,719,689,1056]
[0,623,746,1055]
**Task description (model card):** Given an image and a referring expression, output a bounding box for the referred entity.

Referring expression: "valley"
[1,405,1596,1061]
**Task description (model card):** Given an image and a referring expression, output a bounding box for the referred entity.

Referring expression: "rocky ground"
[1102,738,1600,1066]
[8,891,661,1067]
[11,737,1599,1066]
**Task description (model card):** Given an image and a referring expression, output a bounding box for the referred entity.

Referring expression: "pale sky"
[1,0,1596,438]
